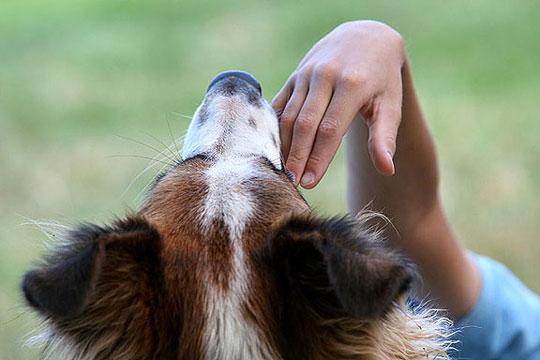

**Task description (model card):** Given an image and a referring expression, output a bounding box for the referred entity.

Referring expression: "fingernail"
[386,151,395,175]
[301,172,315,187]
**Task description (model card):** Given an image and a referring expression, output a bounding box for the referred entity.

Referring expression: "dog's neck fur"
[198,157,287,360]
[140,155,308,359]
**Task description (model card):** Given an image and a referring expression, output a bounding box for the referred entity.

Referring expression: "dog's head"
[22,72,449,359]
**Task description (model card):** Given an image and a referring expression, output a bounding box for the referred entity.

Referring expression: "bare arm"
[346,60,480,318]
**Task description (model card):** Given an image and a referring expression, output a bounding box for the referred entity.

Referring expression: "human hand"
[273,21,481,318]
[272,20,406,188]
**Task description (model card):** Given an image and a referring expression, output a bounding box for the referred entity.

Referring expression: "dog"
[22,71,452,359]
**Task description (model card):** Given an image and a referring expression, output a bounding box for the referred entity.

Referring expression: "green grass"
[1,0,539,358]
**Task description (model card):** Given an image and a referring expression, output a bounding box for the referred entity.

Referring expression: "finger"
[300,87,359,188]
[271,78,293,118]
[367,96,402,176]
[278,76,309,162]
[286,80,333,185]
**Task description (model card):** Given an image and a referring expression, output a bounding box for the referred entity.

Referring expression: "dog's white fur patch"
[201,158,278,360]
[183,84,283,360]
[182,95,282,170]
[200,158,257,238]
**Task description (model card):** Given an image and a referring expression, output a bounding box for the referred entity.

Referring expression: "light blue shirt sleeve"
[449,253,540,360]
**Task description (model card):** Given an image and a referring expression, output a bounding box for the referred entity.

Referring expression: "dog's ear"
[21,216,160,319]
[267,214,416,319]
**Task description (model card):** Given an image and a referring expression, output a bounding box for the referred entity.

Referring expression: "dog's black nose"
[207,71,262,96]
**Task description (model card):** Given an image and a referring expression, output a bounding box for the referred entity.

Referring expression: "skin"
[272,20,481,319]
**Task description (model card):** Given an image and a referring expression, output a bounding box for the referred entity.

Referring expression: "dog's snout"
[207,70,262,96]
[183,70,281,167]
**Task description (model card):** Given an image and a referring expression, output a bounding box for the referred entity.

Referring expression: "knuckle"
[279,113,295,128]
[386,26,404,45]
[381,26,405,55]
[385,105,402,122]
[384,136,397,153]
[307,153,326,167]
[318,120,340,139]
[297,66,313,80]
[393,31,404,48]
[374,20,396,33]
[288,70,299,81]
[314,62,338,80]
[287,151,307,165]
[295,113,316,132]
[368,134,396,155]
[339,70,367,89]
[389,32,405,58]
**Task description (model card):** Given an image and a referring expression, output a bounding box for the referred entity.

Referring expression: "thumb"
[367,100,402,176]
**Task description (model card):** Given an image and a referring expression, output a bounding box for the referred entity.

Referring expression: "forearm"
[397,202,481,319]
[345,60,480,318]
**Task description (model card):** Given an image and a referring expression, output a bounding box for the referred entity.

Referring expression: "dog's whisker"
[170,136,186,160]
[121,160,163,200]
[107,154,175,167]
[18,217,72,248]
[120,129,187,202]
[142,132,182,163]
[167,119,182,162]
[136,175,160,202]
[115,134,178,165]
[133,162,172,205]
[1,308,27,327]
[172,112,193,120]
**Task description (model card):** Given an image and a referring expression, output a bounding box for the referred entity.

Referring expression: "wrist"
[344,20,407,64]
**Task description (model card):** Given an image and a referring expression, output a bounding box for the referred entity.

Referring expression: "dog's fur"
[22,71,452,359]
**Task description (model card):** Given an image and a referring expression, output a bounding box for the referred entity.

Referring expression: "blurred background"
[1,0,539,358]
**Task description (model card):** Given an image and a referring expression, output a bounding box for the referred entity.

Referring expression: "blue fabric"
[450,254,540,360]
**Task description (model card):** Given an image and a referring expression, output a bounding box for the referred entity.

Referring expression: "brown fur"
[22,70,454,358]
[23,152,454,359]
[23,145,452,359]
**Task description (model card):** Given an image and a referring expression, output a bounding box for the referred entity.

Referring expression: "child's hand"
[274,21,481,318]
[272,20,406,188]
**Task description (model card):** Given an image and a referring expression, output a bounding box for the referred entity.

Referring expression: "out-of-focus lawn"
[1,0,539,358]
